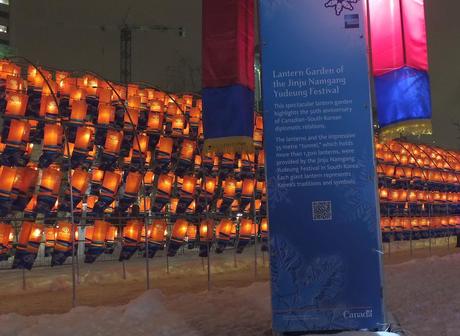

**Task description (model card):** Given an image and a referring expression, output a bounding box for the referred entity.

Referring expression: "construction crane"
[116,24,185,85]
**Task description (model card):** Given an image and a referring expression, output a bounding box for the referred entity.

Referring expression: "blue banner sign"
[259,0,385,333]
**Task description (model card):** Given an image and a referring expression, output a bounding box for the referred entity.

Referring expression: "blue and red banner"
[368,0,432,141]
[202,0,255,153]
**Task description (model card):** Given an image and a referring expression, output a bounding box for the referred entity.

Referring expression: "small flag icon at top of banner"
[368,0,432,142]
[202,0,255,153]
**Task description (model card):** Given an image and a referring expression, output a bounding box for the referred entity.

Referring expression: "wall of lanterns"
[0,59,267,270]
[0,59,458,271]
[376,141,460,242]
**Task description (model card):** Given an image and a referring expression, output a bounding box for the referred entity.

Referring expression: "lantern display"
[0,223,13,261]
[176,176,197,213]
[240,179,255,210]
[85,220,110,263]
[144,219,167,258]
[118,171,142,211]
[152,174,173,212]
[132,133,149,167]
[236,219,255,253]
[215,219,233,253]
[101,129,123,169]
[186,224,197,249]
[104,226,118,254]
[37,167,61,213]
[40,124,63,167]
[155,137,174,171]
[198,219,214,257]
[221,178,237,212]
[51,221,76,266]
[71,127,93,167]
[119,220,143,261]
[0,166,17,215]
[44,227,56,257]
[60,168,89,211]
[93,171,121,214]
[12,221,44,270]
[167,219,189,257]
[260,218,269,251]
[0,60,456,269]
[5,93,28,116]
[176,139,196,175]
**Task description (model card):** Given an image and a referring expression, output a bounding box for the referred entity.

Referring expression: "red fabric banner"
[369,0,428,76]
[202,0,255,90]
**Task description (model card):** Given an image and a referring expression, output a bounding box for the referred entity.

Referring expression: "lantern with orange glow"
[85,220,110,263]
[93,171,121,214]
[167,219,189,256]
[1,119,31,165]
[144,219,167,258]
[13,221,44,270]
[185,224,197,249]
[104,226,118,254]
[69,99,87,124]
[260,218,269,251]
[152,174,173,212]
[240,179,255,211]
[132,133,149,168]
[176,176,197,213]
[0,166,16,215]
[0,61,20,79]
[215,219,233,253]
[171,114,185,137]
[11,167,38,204]
[60,169,89,211]
[36,167,61,213]
[220,178,236,212]
[97,103,115,125]
[237,218,255,253]
[196,176,217,212]
[71,126,93,168]
[5,92,28,116]
[253,115,264,148]
[143,170,155,193]
[119,220,143,261]
[100,129,123,169]
[146,111,164,134]
[176,139,196,175]
[44,227,56,257]
[124,107,140,130]
[155,137,173,172]
[198,219,214,257]
[188,107,201,138]
[51,221,77,266]
[118,171,142,212]
[39,95,59,120]
[39,124,63,168]
[0,223,13,261]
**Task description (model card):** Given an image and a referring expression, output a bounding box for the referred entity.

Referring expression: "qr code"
[312,201,332,221]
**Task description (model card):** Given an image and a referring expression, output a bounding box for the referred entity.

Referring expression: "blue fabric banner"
[259,0,385,333]
[375,66,432,127]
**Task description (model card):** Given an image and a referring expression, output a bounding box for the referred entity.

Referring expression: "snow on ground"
[0,240,459,335]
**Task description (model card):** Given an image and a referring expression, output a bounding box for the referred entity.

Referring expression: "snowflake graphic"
[325,0,358,16]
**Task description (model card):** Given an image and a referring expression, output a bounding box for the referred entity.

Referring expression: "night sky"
[9,0,460,150]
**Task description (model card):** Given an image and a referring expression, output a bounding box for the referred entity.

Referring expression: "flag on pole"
[368,0,432,141]
[202,0,255,153]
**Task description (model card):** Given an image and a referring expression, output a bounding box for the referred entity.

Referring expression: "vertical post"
[207,240,211,291]
[22,268,26,290]
[144,210,150,290]
[122,260,127,280]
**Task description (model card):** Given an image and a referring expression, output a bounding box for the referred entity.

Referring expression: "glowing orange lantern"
[5,93,28,116]
[70,100,87,123]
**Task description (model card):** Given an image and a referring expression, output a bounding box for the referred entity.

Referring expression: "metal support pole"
[122,260,127,280]
[22,268,26,290]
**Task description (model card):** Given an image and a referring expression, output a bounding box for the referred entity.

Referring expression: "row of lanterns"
[0,217,269,269]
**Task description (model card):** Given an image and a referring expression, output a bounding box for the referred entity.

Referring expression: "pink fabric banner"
[369,0,428,76]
